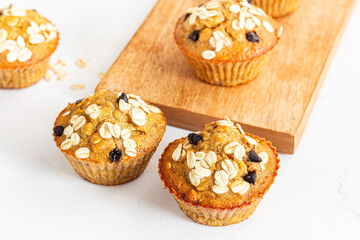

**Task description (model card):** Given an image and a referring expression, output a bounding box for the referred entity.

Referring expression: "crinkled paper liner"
[182,52,269,87]
[253,0,300,18]
[0,57,49,89]
[64,146,158,186]
[174,196,262,226]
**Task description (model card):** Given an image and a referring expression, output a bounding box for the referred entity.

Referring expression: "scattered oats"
[125,148,137,157]
[194,167,212,178]
[186,151,196,168]
[16,36,25,48]
[70,132,80,145]
[245,18,255,30]
[189,170,200,187]
[73,116,86,131]
[123,139,136,149]
[140,104,151,114]
[205,0,220,9]
[76,59,87,68]
[58,73,69,81]
[97,72,105,79]
[129,99,141,107]
[71,84,86,90]
[44,71,52,82]
[75,147,90,159]
[62,111,70,117]
[110,123,121,138]
[258,152,269,164]
[195,151,206,159]
[205,151,217,164]
[202,50,216,60]
[222,160,238,179]
[60,139,72,150]
[181,149,186,159]
[277,26,283,38]
[121,129,131,140]
[207,10,218,18]
[18,48,32,62]
[245,136,257,146]
[70,115,79,124]
[252,16,261,26]
[51,63,63,74]
[263,21,274,32]
[200,157,212,169]
[63,125,73,136]
[29,34,45,44]
[234,144,246,160]
[7,50,18,62]
[118,99,131,112]
[148,105,162,114]
[99,122,113,139]
[0,29,7,42]
[232,19,241,31]
[129,107,146,126]
[85,104,100,119]
[7,18,19,27]
[172,143,183,161]
[58,59,67,66]
[217,120,234,127]
[214,170,230,187]
[230,179,250,194]
[239,12,246,28]
[229,4,241,13]
[236,123,245,135]
[212,185,229,194]
[224,142,240,154]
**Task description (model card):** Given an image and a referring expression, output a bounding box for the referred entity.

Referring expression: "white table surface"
[1,0,359,239]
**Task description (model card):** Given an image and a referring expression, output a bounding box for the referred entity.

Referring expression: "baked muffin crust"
[159,117,279,209]
[174,0,282,62]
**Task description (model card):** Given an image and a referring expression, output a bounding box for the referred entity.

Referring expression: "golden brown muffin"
[158,117,279,226]
[174,0,282,86]
[53,90,167,185]
[252,0,300,18]
[0,5,59,89]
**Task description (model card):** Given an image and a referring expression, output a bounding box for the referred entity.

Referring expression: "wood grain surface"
[96,0,357,153]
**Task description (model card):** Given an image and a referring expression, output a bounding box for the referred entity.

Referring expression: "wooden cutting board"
[96,0,356,153]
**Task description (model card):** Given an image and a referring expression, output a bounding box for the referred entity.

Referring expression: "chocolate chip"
[117,92,128,103]
[248,150,262,162]
[247,0,253,4]
[109,149,122,162]
[246,31,259,43]
[243,172,256,184]
[184,13,191,22]
[198,4,204,7]
[32,9,37,12]
[0,12,3,16]
[188,133,203,145]
[75,99,83,105]
[53,126,64,137]
[189,30,200,42]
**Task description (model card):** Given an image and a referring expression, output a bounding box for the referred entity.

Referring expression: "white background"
[0,0,359,239]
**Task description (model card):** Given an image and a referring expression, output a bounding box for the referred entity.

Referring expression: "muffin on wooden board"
[174,0,282,86]
[158,117,279,226]
[252,0,300,18]
[53,90,167,185]
[0,4,59,89]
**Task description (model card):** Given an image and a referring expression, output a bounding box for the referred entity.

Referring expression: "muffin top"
[0,5,59,68]
[53,90,167,164]
[174,0,282,62]
[159,117,279,209]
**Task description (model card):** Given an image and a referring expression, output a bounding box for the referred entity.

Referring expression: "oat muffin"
[53,90,167,185]
[252,0,300,18]
[0,5,59,89]
[158,117,279,226]
[174,0,282,86]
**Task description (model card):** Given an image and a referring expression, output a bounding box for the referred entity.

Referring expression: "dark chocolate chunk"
[248,0,253,4]
[189,30,200,42]
[53,126,64,137]
[246,31,259,43]
[184,13,191,22]
[117,92,129,103]
[75,99,83,105]
[243,172,256,184]
[109,149,122,162]
[198,4,204,7]
[248,150,262,162]
[188,133,203,145]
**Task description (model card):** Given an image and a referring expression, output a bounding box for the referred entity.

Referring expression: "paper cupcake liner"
[175,196,262,226]
[253,0,300,17]
[64,146,158,186]
[182,52,269,87]
[0,57,49,89]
